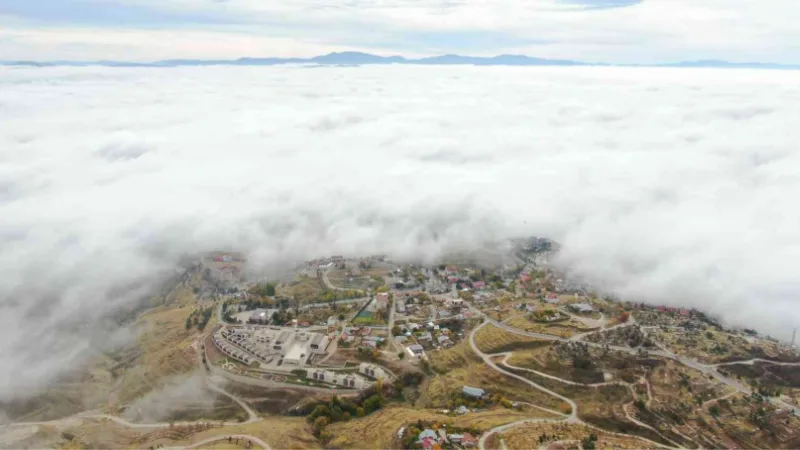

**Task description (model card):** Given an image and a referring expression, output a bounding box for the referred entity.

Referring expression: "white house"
[307,369,335,383]
[333,373,370,389]
[375,292,390,310]
[406,344,424,357]
[359,362,388,380]
[569,303,594,314]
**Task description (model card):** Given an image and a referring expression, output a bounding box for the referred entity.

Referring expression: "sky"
[1,64,800,404]
[1,0,799,62]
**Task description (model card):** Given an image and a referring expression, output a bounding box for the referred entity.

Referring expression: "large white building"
[283,345,307,366]
[213,327,329,369]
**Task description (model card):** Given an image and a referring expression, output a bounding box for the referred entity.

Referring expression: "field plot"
[503,315,596,339]
[326,267,389,290]
[473,324,551,354]
[500,422,667,450]
[502,365,672,446]
[429,342,483,372]
[505,344,661,385]
[419,359,569,413]
[326,405,539,449]
[277,278,328,303]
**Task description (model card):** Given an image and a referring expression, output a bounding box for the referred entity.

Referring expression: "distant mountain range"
[2,52,798,70]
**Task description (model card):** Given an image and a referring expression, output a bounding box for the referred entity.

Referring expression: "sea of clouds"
[1,64,800,403]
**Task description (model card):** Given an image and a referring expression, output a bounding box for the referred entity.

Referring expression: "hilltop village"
[190,238,800,450]
[5,239,800,450]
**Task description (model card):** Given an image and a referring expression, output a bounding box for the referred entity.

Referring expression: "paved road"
[387,295,399,353]
[711,358,800,368]
[322,267,348,291]
[304,297,370,309]
[478,417,562,450]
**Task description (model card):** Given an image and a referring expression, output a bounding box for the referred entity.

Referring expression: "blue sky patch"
[557,0,644,10]
[0,0,224,26]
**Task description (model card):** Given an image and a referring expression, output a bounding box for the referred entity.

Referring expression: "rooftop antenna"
[793,328,797,347]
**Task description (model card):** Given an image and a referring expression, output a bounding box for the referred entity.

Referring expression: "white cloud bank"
[1,65,800,404]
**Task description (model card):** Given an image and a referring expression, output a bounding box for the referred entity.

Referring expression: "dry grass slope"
[419,360,568,412]
[501,422,667,450]
[474,324,551,354]
[115,305,205,403]
[503,316,594,339]
[180,417,320,450]
[429,342,482,372]
[326,405,541,449]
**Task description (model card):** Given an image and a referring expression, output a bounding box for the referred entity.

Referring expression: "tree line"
[186,307,213,331]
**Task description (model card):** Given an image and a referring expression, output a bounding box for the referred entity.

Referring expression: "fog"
[123,373,220,423]
[1,65,799,405]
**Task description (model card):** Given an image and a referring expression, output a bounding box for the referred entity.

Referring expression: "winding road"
[463,295,800,449]
[469,321,679,450]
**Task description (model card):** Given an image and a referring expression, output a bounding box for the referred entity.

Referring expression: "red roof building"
[460,433,478,448]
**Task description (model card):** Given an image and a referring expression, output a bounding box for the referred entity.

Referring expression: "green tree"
[308,405,331,423]
[363,394,383,414]
[312,416,330,436]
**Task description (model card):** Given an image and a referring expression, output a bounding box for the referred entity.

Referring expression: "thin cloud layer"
[1,65,799,406]
[2,0,800,62]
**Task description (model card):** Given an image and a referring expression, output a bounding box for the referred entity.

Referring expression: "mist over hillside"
[1,64,799,405]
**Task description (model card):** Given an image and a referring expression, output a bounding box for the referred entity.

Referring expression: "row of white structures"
[306,363,391,390]
[213,326,327,368]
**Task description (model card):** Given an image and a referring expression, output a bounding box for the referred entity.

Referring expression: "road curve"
[164,434,272,450]
[470,321,578,421]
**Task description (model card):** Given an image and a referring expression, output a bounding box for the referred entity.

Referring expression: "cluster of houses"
[544,292,560,304]
[301,255,346,275]
[436,266,491,293]
[213,326,328,369]
[655,305,692,317]
[399,320,461,357]
[203,259,244,288]
[340,326,386,349]
[415,429,478,450]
